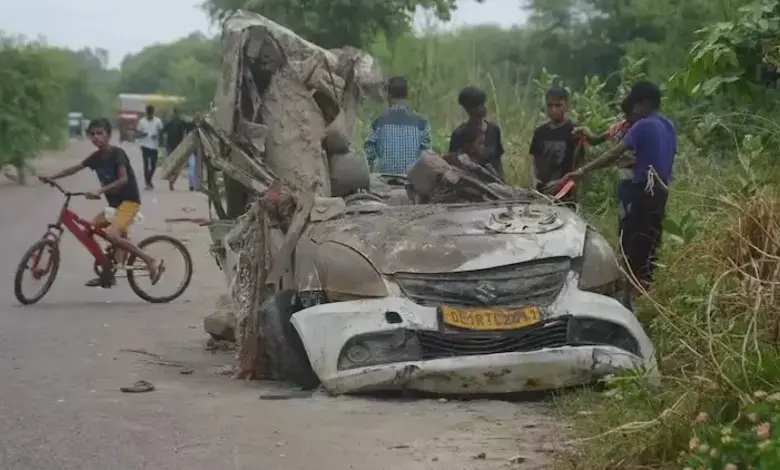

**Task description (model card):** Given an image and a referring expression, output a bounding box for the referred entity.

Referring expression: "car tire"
[262,290,320,390]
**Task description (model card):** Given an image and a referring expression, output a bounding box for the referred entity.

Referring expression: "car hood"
[306,202,587,274]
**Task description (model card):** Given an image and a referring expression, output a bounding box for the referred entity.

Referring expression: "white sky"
[0,0,527,67]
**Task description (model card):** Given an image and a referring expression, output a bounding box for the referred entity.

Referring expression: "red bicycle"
[13,180,193,305]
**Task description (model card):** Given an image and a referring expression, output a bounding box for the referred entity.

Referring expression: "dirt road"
[0,140,559,469]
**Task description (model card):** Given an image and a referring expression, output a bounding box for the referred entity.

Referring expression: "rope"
[644,166,669,196]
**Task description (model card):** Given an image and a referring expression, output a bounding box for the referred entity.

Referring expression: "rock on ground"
[204,294,237,342]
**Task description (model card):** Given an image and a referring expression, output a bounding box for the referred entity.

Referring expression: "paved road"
[0,141,557,470]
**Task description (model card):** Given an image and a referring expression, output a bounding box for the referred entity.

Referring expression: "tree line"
[3,0,778,168]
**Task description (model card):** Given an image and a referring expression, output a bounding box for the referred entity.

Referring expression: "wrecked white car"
[250,156,659,395]
[187,11,657,395]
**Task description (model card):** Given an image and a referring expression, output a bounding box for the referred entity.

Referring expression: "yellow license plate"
[440,305,542,331]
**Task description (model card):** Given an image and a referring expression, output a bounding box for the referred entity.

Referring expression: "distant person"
[163,108,189,191]
[136,105,164,190]
[187,111,202,191]
[448,86,505,179]
[364,76,431,175]
[528,87,582,201]
[556,81,677,309]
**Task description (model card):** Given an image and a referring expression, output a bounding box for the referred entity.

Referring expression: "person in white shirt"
[136,105,164,190]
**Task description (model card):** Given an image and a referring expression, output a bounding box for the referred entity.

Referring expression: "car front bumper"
[316,345,646,395]
[290,286,658,395]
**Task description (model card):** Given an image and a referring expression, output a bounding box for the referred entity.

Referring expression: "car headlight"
[568,318,641,356]
[315,241,388,301]
[337,329,421,370]
[578,229,622,296]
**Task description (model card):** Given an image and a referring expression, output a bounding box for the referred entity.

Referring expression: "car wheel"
[262,290,320,390]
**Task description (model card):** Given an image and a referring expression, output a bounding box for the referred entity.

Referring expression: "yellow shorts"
[93,201,140,234]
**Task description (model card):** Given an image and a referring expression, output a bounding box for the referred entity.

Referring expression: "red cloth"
[606,119,631,142]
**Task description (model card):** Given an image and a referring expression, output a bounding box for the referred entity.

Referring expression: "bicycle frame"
[43,193,111,267]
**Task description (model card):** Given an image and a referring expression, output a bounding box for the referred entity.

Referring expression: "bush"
[0,36,69,172]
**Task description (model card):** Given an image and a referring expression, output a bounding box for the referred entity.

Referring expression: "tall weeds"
[367,31,780,469]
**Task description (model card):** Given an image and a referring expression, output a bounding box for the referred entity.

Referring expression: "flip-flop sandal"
[150,260,165,285]
[120,380,155,393]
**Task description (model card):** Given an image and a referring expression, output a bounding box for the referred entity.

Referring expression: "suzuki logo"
[474,283,498,304]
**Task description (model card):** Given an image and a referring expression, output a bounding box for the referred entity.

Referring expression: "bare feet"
[148,259,165,285]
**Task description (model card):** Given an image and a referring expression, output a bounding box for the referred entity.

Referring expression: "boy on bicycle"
[39,118,162,287]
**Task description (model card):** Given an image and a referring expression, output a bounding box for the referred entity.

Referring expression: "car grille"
[416,317,570,360]
[395,257,570,307]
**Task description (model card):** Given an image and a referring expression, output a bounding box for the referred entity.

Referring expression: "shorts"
[93,201,140,234]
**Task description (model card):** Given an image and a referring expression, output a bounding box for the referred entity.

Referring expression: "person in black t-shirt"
[448,86,505,179]
[39,118,162,287]
[529,87,582,200]
[163,108,194,190]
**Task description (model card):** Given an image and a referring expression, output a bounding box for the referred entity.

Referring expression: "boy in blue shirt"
[554,81,676,309]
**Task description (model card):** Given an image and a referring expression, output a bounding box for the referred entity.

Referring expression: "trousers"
[188,154,199,188]
[140,146,159,186]
[620,181,668,289]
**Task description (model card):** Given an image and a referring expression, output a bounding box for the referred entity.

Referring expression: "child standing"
[529,87,583,201]
[448,86,505,179]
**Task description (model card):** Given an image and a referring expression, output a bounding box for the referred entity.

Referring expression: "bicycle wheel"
[126,234,193,303]
[14,238,61,305]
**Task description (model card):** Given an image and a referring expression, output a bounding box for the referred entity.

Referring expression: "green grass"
[366,32,780,469]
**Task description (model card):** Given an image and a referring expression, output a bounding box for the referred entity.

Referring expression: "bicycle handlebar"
[40,178,88,197]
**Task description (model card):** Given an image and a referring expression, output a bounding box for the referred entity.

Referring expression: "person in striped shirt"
[364,76,432,175]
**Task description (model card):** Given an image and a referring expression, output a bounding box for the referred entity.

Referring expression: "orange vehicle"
[116,94,185,142]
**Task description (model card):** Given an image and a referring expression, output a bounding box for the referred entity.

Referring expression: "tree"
[521,0,755,87]
[201,0,483,49]
[54,47,117,118]
[0,36,69,182]
[116,33,220,111]
[674,0,780,98]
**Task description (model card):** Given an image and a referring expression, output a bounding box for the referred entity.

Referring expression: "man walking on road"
[162,108,190,191]
[136,105,164,190]
[364,76,431,175]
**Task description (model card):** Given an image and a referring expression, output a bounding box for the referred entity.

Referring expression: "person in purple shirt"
[550,81,677,310]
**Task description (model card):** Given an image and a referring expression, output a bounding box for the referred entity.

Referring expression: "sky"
[0,0,528,67]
